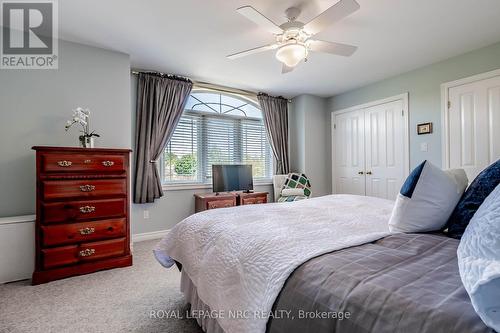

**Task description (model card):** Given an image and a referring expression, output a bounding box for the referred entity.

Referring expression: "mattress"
[267,233,492,333]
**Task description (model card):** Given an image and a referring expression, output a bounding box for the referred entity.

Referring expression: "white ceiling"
[58,0,500,98]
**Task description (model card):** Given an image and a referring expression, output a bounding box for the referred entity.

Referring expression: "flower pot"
[79,136,95,148]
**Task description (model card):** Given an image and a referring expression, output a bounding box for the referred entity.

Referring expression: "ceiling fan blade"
[282,63,295,74]
[308,40,357,56]
[237,6,283,34]
[303,0,360,35]
[227,44,278,60]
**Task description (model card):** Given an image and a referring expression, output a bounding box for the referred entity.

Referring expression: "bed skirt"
[181,271,225,333]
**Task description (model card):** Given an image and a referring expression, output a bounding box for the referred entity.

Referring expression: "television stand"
[194,191,268,213]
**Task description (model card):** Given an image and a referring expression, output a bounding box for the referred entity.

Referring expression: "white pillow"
[281,188,305,197]
[389,161,466,233]
[458,184,500,331]
[444,168,469,193]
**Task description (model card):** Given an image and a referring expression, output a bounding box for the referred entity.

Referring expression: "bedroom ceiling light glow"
[275,43,307,67]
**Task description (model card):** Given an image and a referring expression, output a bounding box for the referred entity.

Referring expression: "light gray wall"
[0,38,131,217]
[288,98,305,173]
[0,39,272,235]
[289,95,330,197]
[328,41,500,170]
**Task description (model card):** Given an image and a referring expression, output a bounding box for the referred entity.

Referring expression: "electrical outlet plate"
[143,210,150,219]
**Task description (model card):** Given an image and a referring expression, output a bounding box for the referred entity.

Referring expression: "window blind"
[164,112,272,184]
[164,114,200,183]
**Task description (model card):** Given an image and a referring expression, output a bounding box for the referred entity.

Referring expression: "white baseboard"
[132,229,169,243]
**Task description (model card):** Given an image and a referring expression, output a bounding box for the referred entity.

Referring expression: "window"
[162,91,273,185]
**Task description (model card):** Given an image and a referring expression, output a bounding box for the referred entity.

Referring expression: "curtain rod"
[131,70,291,103]
[131,70,257,98]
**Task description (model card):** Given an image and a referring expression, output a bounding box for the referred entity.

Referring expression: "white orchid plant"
[65,107,100,145]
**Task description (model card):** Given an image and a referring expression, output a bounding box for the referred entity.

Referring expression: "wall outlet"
[143,210,150,219]
[420,142,429,152]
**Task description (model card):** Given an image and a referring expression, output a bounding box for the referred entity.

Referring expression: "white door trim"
[331,92,410,194]
[440,68,500,169]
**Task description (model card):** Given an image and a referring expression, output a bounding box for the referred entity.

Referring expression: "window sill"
[162,181,273,192]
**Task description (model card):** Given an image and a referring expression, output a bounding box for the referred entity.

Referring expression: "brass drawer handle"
[79,248,95,257]
[79,184,95,192]
[57,160,72,167]
[366,171,373,175]
[79,227,95,235]
[79,206,95,213]
[102,160,115,167]
[358,171,364,175]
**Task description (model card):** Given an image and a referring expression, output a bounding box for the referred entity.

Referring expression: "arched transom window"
[162,91,273,185]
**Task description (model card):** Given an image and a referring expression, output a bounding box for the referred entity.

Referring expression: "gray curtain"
[134,73,193,203]
[258,93,290,175]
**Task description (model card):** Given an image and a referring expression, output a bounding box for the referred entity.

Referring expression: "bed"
[154,194,492,333]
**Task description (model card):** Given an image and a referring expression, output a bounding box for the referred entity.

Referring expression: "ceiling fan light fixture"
[275,43,307,67]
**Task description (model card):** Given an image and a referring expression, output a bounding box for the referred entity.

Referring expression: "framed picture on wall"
[417,122,433,135]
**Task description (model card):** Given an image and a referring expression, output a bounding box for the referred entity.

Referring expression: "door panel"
[488,85,500,164]
[333,110,365,196]
[364,100,406,200]
[448,75,500,180]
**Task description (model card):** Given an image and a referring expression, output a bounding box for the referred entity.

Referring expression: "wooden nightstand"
[194,191,269,213]
[194,192,237,213]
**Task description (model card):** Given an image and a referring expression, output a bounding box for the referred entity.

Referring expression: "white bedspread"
[154,194,394,333]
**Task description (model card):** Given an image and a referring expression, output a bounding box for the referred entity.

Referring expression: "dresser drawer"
[42,238,127,269]
[41,198,127,224]
[41,218,126,246]
[42,179,126,201]
[42,154,125,173]
[206,199,235,210]
[241,196,267,205]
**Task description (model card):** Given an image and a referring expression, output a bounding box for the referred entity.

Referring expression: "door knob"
[358,171,364,175]
[366,171,373,175]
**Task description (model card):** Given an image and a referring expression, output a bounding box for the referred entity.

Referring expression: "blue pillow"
[445,159,500,239]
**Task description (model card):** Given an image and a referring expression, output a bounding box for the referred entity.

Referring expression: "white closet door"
[364,100,406,200]
[447,75,500,180]
[333,110,366,195]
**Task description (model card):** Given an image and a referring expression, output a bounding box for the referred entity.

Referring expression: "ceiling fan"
[227,0,360,73]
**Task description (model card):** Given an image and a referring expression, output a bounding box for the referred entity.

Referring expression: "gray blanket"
[267,233,492,333]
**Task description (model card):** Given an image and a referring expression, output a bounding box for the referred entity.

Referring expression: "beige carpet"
[0,240,203,333]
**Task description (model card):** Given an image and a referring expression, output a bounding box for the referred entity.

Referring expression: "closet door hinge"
[333,124,336,129]
[447,101,451,109]
[401,110,404,116]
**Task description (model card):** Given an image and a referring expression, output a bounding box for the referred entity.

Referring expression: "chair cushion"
[445,159,500,239]
[277,195,307,202]
[281,188,306,196]
[389,160,466,233]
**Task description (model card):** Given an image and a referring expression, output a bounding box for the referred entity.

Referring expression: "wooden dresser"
[194,191,268,213]
[32,146,132,285]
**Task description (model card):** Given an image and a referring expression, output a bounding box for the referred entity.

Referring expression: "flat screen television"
[212,164,253,193]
